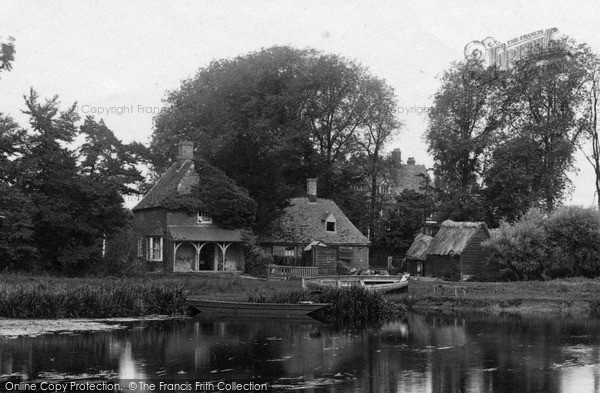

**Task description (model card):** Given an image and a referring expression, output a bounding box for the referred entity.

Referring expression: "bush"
[241,230,273,278]
[483,209,549,280]
[545,207,600,278]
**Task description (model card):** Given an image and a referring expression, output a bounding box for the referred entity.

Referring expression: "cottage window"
[284,247,295,257]
[379,183,390,194]
[147,236,163,261]
[137,238,144,258]
[197,210,212,224]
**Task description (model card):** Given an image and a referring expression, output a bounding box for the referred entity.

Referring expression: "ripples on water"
[0,313,600,392]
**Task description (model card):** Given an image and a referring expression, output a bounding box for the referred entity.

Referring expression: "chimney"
[407,157,416,165]
[392,149,402,165]
[177,141,194,161]
[307,178,317,203]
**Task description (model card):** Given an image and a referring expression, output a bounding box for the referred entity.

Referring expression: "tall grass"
[248,287,407,327]
[0,281,187,318]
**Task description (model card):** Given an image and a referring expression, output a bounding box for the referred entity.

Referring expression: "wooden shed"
[425,220,497,280]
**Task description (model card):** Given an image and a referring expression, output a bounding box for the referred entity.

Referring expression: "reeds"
[0,281,187,318]
[248,287,407,327]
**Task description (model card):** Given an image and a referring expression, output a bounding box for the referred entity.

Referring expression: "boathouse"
[404,233,433,276]
[131,141,246,273]
[259,179,370,275]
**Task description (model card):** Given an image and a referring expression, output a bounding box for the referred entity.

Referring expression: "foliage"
[483,209,549,281]
[151,46,399,229]
[0,91,145,274]
[501,38,589,211]
[545,206,600,278]
[248,287,407,328]
[372,189,436,254]
[241,229,273,277]
[0,280,186,318]
[0,36,15,74]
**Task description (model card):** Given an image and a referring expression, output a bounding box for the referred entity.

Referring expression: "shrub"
[483,208,549,280]
[241,230,273,278]
[545,207,600,278]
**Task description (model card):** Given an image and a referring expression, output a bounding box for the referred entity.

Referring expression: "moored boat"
[302,274,409,294]
[186,297,332,319]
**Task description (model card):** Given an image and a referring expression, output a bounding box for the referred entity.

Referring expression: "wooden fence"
[267,264,319,279]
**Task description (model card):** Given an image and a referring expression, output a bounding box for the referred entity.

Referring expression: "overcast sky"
[1,0,600,206]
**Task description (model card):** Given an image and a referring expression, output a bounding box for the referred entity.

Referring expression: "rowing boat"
[186,297,332,319]
[302,274,409,293]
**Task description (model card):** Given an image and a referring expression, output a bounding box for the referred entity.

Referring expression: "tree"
[0,113,36,269]
[503,38,588,211]
[372,189,436,255]
[426,61,505,193]
[579,48,600,208]
[426,61,505,222]
[0,36,15,75]
[354,77,401,240]
[18,91,141,273]
[482,135,544,222]
[152,46,399,229]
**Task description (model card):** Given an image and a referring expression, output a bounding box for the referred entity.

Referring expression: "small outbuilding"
[424,220,497,280]
[404,233,433,276]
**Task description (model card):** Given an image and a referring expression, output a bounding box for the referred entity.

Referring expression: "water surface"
[1,313,600,392]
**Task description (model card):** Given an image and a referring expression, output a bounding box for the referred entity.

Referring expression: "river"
[0,312,599,392]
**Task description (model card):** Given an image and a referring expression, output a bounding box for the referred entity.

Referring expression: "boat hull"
[186,298,332,319]
[302,275,409,293]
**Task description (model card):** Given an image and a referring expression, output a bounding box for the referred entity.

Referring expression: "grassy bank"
[3,273,600,319]
[389,278,600,317]
[0,273,301,319]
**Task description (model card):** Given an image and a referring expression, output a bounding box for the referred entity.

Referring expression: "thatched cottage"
[131,141,246,273]
[259,179,370,275]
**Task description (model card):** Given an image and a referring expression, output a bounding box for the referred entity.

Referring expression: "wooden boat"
[302,274,409,294]
[186,297,332,319]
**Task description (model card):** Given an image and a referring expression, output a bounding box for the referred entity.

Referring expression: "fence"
[267,264,319,279]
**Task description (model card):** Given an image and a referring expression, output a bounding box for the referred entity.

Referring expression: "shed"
[404,233,433,275]
[425,220,497,280]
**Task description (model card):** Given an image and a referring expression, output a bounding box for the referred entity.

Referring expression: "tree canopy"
[151,46,400,229]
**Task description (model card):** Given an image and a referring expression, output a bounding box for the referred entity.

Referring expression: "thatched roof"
[405,233,433,261]
[259,197,370,246]
[133,160,195,211]
[426,220,490,256]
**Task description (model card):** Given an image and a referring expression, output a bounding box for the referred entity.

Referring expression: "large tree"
[426,61,505,222]
[501,38,589,212]
[17,91,143,272]
[152,46,400,228]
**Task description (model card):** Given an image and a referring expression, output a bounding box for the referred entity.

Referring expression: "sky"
[1,0,600,206]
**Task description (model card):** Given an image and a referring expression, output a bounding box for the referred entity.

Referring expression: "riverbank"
[1,273,600,320]
[389,277,600,318]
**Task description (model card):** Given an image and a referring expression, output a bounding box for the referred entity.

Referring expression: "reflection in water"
[0,314,599,392]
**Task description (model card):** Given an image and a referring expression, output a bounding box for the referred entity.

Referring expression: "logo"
[464,28,559,70]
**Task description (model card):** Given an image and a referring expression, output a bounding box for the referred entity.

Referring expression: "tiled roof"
[259,197,370,246]
[405,233,433,261]
[426,220,490,256]
[133,160,194,211]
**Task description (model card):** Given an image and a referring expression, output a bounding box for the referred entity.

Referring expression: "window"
[137,238,144,258]
[197,210,212,224]
[326,221,336,232]
[379,183,390,194]
[147,236,163,261]
[284,247,295,257]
